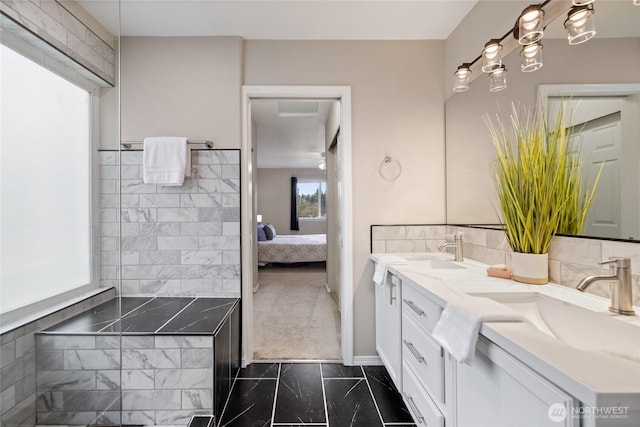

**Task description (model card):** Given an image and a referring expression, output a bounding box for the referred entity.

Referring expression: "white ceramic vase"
[511,252,548,285]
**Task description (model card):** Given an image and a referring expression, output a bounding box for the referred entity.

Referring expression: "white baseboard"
[352,355,383,366]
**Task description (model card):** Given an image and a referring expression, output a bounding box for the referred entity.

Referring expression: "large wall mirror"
[445,1,640,241]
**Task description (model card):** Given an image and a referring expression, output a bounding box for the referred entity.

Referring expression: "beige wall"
[445,37,640,224]
[245,40,446,357]
[118,37,447,358]
[119,36,243,149]
[257,168,328,235]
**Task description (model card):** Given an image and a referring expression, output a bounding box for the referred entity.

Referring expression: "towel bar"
[120,140,213,150]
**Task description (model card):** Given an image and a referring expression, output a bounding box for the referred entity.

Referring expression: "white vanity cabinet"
[374,271,402,390]
[372,255,639,427]
[454,337,578,427]
[401,279,447,426]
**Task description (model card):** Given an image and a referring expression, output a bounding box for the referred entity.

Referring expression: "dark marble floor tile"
[187,415,214,427]
[274,364,326,424]
[325,378,383,427]
[237,363,280,379]
[363,366,413,424]
[102,297,194,333]
[159,298,238,333]
[219,379,276,427]
[322,363,364,378]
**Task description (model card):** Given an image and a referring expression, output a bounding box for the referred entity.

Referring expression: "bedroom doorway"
[241,86,353,366]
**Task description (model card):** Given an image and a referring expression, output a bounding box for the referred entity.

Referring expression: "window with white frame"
[297,180,327,219]
[0,44,93,315]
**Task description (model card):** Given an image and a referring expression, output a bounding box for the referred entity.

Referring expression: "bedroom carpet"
[254,264,341,360]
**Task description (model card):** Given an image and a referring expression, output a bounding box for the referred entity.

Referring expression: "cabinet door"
[454,337,578,427]
[375,272,402,390]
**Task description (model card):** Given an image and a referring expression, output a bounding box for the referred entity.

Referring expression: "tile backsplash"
[371,224,640,305]
[99,150,241,297]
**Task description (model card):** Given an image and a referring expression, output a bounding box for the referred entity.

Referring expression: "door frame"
[240,85,353,366]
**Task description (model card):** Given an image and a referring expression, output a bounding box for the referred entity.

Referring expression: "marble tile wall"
[370,225,448,253]
[0,289,115,427]
[0,0,116,85]
[99,150,241,297]
[371,225,640,305]
[35,335,215,426]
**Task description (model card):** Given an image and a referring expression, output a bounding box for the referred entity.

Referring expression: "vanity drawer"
[402,312,444,403]
[402,282,443,333]
[402,362,444,427]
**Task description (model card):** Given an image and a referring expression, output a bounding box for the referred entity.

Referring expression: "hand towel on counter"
[431,295,525,365]
[373,255,408,286]
[143,136,190,185]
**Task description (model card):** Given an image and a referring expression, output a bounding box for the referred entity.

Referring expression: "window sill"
[0,286,115,335]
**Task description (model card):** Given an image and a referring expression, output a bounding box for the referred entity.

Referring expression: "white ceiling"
[78,0,478,39]
[252,100,336,169]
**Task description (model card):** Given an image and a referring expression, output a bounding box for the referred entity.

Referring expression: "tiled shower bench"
[35,296,240,426]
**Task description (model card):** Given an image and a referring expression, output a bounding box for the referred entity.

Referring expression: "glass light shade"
[482,39,503,73]
[518,6,544,45]
[634,0,640,5]
[564,6,596,45]
[453,64,471,92]
[489,66,507,92]
[521,42,543,72]
[572,0,595,5]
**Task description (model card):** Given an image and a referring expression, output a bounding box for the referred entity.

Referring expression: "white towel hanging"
[143,136,189,186]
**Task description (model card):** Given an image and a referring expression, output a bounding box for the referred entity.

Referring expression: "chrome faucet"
[438,233,464,262]
[577,257,635,316]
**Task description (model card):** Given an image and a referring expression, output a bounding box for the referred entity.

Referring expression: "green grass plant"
[485,103,601,254]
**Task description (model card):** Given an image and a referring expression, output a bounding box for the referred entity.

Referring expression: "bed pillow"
[257,224,267,241]
[264,223,277,240]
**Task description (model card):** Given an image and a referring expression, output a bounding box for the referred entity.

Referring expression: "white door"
[549,95,639,240]
[331,134,342,302]
[577,112,623,239]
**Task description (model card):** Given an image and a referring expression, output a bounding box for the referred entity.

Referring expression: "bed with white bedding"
[257,234,327,264]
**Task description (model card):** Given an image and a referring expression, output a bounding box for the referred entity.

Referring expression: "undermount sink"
[470,292,640,362]
[410,259,466,270]
[397,253,466,270]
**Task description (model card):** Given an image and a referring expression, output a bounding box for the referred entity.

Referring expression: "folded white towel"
[373,255,408,286]
[143,136,189,185]
[431,296,524,365]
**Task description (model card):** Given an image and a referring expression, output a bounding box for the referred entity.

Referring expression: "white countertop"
[371,253,640,405]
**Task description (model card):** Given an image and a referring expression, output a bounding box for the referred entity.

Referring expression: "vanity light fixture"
[453,63,472,92]
[518,5,545,45]
[482,39,503,73]
[521,42,543,72]
[564,4,597,45]
[489,66,507,92]
[451,0,600,94]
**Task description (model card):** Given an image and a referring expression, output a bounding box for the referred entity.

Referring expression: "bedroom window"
[297,180,327,219]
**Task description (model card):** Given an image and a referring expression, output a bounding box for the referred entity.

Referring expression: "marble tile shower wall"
[35,335,214,426]
[99,149,241,298]
[372,225,640,305]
